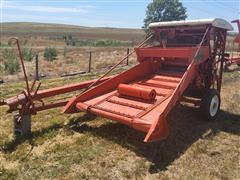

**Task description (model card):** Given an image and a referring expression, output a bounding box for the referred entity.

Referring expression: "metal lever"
[8,37,31,97]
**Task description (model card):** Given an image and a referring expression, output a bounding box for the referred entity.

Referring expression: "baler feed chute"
[63,28,211,142]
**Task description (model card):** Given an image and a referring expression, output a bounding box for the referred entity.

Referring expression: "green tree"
[143,0,187,34]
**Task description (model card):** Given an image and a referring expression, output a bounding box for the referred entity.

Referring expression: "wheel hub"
[209,95,219,117]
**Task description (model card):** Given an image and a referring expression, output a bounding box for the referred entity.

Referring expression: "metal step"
[151,76,180,83]
[107,97,148,110]
[140,79,178,89]
[136,82,176,90]
[157,70,184,78]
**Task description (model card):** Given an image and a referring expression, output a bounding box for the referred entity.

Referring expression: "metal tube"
[35,54,39,80]
[10,37,31,96]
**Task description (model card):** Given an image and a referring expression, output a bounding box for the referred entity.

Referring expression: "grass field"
[1,22,144,43]
[0,22,143,82]
[0,22,238,82]
[0,46,138,82]
[0,67,239,179]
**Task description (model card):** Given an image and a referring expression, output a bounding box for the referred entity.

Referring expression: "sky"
[0,0,239,31]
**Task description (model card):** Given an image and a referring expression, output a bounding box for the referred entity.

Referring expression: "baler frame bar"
[3,76,114,113]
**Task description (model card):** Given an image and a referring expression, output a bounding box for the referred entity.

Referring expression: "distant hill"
[1,22,145,41]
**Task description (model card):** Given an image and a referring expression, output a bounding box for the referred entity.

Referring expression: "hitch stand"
[13,113,31,137]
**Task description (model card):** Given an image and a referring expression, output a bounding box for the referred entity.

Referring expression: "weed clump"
[2,49,20,74]
[22,48,33,61]
[77,39,131,47]
[63,34,76,46]
[44,47,57,61]
[0,42,8,47]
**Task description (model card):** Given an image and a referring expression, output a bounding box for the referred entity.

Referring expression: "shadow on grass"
[70,104,240,173]
[1,123,62,153]
[1,105,239,173]
[0,113,97,153]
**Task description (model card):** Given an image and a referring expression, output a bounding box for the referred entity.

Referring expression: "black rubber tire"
[201,89,220,121]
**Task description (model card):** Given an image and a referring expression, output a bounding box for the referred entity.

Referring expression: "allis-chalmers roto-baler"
[1,18,234,142]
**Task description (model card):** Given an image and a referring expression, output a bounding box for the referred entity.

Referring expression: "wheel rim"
[209,95,219,117]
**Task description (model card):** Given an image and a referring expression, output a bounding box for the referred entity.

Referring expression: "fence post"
[88,51,92,73]
[35,54,39,80]
[126,48,129,66]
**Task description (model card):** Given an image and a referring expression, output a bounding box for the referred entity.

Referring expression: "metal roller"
[117,84,156,100]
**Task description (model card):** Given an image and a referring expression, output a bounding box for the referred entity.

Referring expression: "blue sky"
[1,0,239,31]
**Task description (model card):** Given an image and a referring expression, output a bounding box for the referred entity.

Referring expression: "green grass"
[1,22,144,42]
[76,39,133,47]
[0,69,240,179]
[0,42,9,47]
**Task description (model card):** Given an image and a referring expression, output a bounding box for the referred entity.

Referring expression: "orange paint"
[118,84,156,100]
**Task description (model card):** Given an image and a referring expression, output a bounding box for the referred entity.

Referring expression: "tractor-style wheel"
[201,89,220,120]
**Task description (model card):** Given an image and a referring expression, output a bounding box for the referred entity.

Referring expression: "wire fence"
[33,47,134,80]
